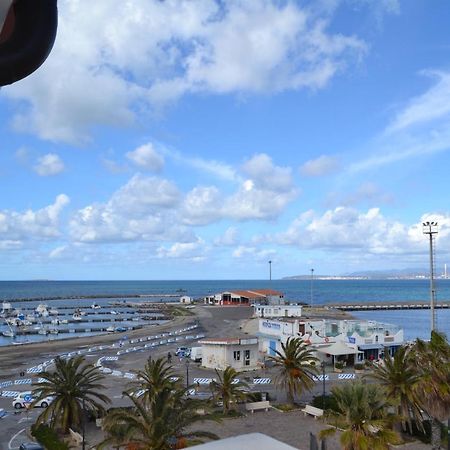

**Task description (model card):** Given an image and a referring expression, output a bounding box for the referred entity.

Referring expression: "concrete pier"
[320,300,450,311]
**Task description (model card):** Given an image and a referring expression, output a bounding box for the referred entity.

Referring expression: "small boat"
[60,319,68,324]
[49,308,59,315]
[49,328,59,334]
[110,310,118,315]
[51,318,60,325]
[73,313,82,321]
[35,304,49,315]
[2,324,15,337]
[91,303,101,309]
[106,326,115,332]
[38,327,49,335]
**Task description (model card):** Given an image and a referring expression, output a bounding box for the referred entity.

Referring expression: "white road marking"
[8,428,26,450]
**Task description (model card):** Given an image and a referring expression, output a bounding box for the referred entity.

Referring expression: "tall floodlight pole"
[422,221,438,334]
[310,268,314,307]
[268,260,272,281]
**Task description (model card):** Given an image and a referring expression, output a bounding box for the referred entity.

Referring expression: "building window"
[244,350,250,366]
[233,351,241,361]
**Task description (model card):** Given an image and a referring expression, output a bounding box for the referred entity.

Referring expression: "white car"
[12,392,53,409]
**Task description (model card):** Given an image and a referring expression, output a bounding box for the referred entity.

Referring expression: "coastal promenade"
[323,300,450,311]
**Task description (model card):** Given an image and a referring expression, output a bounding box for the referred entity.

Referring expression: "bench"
[301,405,324,419]
[245,400,271,413]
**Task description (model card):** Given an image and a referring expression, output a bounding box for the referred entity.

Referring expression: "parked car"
[19,443,44,450]
[175,347,190,357]
[12,392,53,409]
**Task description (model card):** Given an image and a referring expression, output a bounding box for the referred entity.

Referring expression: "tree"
[320,381,400,450]
[127,357,181,407]
[268,337,318,404]
[101,358,218,449]
[413,331,450,450]
[367,345,423,433]
[32,356,110,435]
[210,366,249,414]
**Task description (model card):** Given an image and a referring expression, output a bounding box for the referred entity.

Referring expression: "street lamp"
[185,357,190,390]
[268,260,272,281]
[320,361,326,410]
[422,221,438,334]
[82,397,86,450]
[310,268,314,307]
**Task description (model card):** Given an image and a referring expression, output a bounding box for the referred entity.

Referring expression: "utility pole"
[422,221,438,334]
[268,260,272,281]
[310,268,314,308]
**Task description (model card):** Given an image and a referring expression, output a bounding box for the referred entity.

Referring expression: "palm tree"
[32,356,110,435]
[268,337,318,404]
[412,331,450,450]
[210,366,249,414]
[101,388,217,449]
[127,357,181,407]
[320,381,400,450]
[366,345,423,433]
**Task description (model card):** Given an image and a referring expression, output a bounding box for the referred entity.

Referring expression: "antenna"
[422,221,438,334]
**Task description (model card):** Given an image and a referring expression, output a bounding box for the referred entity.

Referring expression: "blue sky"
[1,0,450,280]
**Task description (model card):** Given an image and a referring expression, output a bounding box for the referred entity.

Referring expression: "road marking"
[9,428,26,449]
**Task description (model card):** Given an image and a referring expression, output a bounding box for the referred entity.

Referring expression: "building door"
[269,340,277,356]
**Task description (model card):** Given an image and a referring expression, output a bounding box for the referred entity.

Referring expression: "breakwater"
[323,300,450,311]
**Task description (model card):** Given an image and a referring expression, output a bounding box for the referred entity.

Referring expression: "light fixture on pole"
[422,221,438,334]
[310,268,314,307]
[268,260,272,281]
[320,361,326,410]
[185,357,190,391]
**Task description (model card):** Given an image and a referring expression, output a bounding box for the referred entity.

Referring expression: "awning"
[315,341,363,356]
[358,344,384,350]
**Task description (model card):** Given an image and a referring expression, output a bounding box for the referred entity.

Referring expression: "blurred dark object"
[0,0,57,86]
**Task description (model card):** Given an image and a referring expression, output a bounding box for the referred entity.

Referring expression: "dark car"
[19,443,44,450]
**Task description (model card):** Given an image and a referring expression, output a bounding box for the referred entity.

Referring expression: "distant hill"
[283,268,432,280]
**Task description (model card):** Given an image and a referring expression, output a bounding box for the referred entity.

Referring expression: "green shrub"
[31,424,69,450]
[354,363,365,370]
[334,362,344,369]
[311,394,339,412]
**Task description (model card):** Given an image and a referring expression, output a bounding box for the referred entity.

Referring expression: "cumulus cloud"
[126,143,164,172]
[0,194,70,244]
[276,206,450,257]
[232,245,276,261]
[70,174,193,243]
[2,0,366,143]
[224,154,298,220]
[300,155,340,177]
[157,239,207,260]
[33,153,65,176]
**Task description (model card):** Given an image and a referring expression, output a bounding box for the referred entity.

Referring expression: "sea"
[0,279,449,346]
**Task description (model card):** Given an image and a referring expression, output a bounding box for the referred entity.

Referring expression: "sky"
[1,0,450,280]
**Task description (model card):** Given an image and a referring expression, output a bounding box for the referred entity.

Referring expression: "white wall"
[201,343,259,371]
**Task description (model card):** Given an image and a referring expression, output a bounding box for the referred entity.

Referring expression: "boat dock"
[321,300,450,311]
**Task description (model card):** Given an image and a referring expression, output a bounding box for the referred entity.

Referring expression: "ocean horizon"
[0,279,448,343]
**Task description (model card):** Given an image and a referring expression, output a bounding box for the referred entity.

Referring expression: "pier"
[321,300,450,311]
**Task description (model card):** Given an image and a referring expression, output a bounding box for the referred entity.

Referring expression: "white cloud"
[232,245,276,261]
[70,174,192,243]
[224,154,298,220]
[214,227,239,246]
[2,0,366,143]
[157,239,207,260]
[387,71,450,133]
[126,143,164,172]
[182,186,222,226]
[33,153,65,176]
[0,194,70,244]
[276,206,450,257]
[300,155,339,177]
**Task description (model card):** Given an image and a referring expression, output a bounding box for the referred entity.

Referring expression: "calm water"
[0,280,448,344]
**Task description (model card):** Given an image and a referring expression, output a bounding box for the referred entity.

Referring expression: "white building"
[199,337,259,371]
[253,304,302,318]
[258,318,404,364]
[180,295,192,304]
